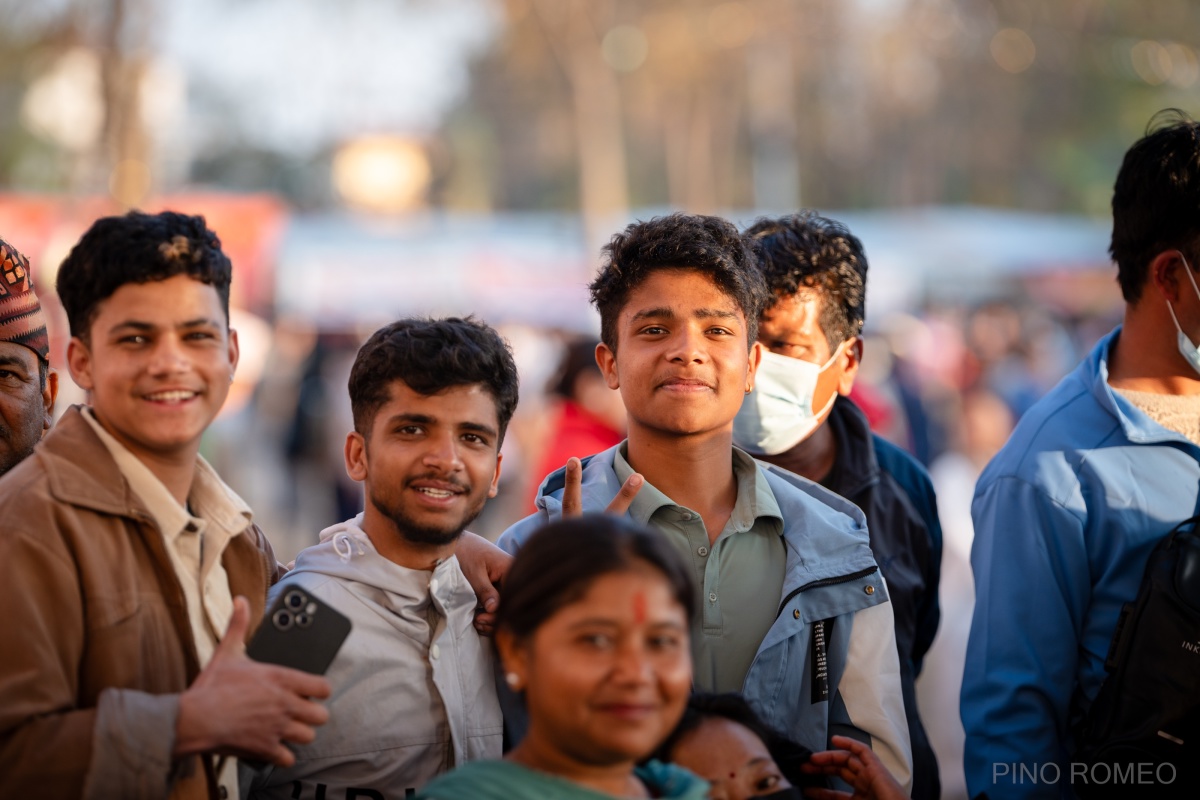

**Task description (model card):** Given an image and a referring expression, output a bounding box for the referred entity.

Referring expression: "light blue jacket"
[498,444,914,792]
[964,328,1200,799]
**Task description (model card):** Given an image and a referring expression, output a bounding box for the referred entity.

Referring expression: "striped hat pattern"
[0,237,50,361]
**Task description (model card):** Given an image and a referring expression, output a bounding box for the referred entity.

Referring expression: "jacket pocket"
[85,592,140,631]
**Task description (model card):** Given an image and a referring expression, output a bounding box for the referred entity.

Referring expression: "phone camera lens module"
[272,609,293,630]
[295,612,313,629]
[284,590,306,610]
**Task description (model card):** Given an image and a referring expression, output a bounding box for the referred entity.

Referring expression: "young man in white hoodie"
[246,316,517,799]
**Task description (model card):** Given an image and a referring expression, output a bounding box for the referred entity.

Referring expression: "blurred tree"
[0,0,157,205]
[445,0,1200,217]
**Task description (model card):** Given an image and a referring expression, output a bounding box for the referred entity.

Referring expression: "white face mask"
[1165,252,1200,378]
[733,341,847,456]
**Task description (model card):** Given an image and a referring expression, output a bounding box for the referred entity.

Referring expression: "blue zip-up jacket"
[498,444,914,792]
[963,328,1200,799]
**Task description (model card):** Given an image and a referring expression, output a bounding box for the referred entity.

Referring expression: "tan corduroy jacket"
[0,406,280,799]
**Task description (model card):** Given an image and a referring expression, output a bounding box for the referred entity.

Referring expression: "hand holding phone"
[247,584,352,674]
[174,596,334,767]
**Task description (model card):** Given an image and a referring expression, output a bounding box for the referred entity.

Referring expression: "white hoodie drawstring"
[332,531,366,563]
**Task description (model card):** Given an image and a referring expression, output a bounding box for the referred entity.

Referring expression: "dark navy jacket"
[820,396,942,800]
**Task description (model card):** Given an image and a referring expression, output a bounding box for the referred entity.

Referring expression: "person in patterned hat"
[0,236,57,476]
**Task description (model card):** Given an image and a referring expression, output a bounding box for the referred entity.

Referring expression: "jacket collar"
[822,395,880,498]
[535,442,876,578]
[611,442,783,531]
[1089,326,1200,449]
[37,405,150,518]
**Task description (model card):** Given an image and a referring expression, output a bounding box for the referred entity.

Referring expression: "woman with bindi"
[417,515,707,799]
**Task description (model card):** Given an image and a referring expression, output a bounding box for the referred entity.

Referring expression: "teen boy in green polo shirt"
[500,213,913,792]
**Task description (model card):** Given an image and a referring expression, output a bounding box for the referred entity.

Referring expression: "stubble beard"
[368,485,488,547]
[0,418,42,477]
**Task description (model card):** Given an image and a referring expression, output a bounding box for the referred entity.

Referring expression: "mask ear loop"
[818,338,851,372]
[1167,297,1185,333]
[1166,251,1200,335]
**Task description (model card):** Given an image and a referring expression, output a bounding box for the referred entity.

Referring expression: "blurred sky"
[6,0,1200,218]
[163,0,499,155]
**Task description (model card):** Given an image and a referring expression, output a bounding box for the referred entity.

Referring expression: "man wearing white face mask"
[962,111,1200,800]
[735,212,942,800]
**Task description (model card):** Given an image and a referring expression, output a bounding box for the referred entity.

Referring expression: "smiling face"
[66,274,237,466]
[595,269,762,441]
[0,342,55,476]
[499,562,692,768]
[669,716,793,800]
[346,380,502,550]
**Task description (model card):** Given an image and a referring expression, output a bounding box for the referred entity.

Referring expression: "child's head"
[656,692,822,800]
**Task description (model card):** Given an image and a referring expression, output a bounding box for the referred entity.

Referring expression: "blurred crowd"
[212,294,1120,562]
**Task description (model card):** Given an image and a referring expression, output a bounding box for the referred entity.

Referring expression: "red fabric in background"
[530,400,623,510]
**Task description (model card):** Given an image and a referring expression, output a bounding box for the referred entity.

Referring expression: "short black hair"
[496,514,695,644]
[653,692,826,790]
[56,210,232,340]
[589,213,769,352]
[744,212,868,346]
[1110,109,1200,303]
[348,316,520,445]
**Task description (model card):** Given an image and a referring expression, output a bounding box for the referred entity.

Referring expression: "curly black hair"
[589,213,769,351]
[744,212,867,347]
[1110,109,1200,304]
[348,316,520,445]
[56,210,232,340]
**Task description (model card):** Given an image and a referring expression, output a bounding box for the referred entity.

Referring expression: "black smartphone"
[247,583,352,675]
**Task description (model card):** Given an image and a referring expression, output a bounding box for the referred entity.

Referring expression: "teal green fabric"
[415,759,708,800]
[613,444,785,693]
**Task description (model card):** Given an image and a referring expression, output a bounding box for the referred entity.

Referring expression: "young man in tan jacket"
[0,211,331,799]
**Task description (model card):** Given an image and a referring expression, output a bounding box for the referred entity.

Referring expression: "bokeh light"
[1130,40,1171,85]
[601,24,648,72]
[331,136,431,214]
[991,28,1037,74]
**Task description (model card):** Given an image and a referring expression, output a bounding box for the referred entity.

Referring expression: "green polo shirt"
[613,444,786,692]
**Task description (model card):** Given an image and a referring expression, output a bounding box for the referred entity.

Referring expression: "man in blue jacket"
[500,213,913,791]
[734,212,942,800]
[963,112,1200,799]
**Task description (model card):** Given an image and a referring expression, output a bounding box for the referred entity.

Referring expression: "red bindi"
[632,590,647,624]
